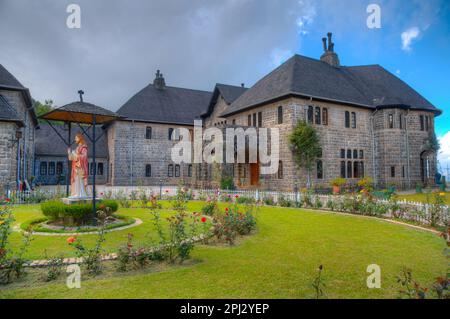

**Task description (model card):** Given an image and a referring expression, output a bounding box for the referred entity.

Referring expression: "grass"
[396,191,450,205]
[0,202,447,299]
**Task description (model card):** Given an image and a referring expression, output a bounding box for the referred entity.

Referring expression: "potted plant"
[331,178,346,194]
[357,177,374,195]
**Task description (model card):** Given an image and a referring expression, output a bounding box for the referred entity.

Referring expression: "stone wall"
[0,89,35,192]
[108,120,194,186]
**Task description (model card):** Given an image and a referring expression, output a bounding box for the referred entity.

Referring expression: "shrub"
[236,196,255,205]
[331,178,346,187]
[357,177,374,192]
[263,196,275,206]
[278,195,293,207]
[220,176,235,190]
[40,200,119,225]
[202,201,218,216]
[213,203,257,245]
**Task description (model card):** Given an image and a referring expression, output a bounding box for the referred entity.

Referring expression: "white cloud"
[395,69,401,75]
[270,48,293,67]
[438,131,450,178]
[295,0,316,35]
[401,27,420,51]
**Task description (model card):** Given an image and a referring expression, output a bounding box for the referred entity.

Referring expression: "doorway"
[250,162,259,186]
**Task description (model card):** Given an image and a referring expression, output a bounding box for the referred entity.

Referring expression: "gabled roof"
[221,54,441,116]
[117,84,212,125]
[35,124,108,158]
[0,94,23,126]
[0,64,38,124]
[201,83,248,118]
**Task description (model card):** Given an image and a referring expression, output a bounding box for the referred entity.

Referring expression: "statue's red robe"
[71,144,88,187]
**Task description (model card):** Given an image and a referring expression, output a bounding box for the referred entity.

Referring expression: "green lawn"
[396,191,450,205]
[0,202,447,299]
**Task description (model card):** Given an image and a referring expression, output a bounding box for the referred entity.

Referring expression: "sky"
[0,0,449,175]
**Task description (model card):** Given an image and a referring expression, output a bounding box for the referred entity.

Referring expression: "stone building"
[0,64,37,193]
[199,33,441,190]
[34,124,109,186]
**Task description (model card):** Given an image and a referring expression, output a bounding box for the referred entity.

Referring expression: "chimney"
[153,70,166,90]
[320,32,340,67]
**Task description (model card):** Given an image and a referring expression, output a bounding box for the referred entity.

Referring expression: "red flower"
[201,217,207,223]
[67,236,76,244]
[165,190,169,193]
[5,198,11,203]
[235,195,239,198]
[100,192,104,196]
[225,208,229,211]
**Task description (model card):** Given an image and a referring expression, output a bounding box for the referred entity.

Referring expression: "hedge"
[41,199,119,224]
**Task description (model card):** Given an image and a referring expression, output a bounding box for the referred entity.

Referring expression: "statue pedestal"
[62,197,98,205]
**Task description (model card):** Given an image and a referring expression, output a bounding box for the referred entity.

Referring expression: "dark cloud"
[0,0,311,110]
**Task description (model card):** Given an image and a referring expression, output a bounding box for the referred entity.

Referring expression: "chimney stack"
[320,32,340,67]
[153,70,166,90]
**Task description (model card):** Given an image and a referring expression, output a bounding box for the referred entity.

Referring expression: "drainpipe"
[23,111,27,184]
[405,110,411,189]
[370,109,379,188]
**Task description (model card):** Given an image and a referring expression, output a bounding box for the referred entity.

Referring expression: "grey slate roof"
[0,64,25,89]
[201,83,248,118]
[221,54,440,116]
[35,124,108,158]
[56,101,120,117]
[0,94,23,125]
[117,84,212,125]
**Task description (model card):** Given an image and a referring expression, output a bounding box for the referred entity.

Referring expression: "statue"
[67,133,89,198]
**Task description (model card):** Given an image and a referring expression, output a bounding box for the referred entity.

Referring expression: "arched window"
[307,106,314,124]
[360,162,365,177]
[248,115,252,126]
[145,164,151,177]
[347,161,352,178]
[345,111,350,128]
[315,107,321,125]
[340,161,346,178]
[168,128,174,140]
[188,164,192,177]
[278,161,283,179]
[317,160,323,179]
[98,163,104,176]
[388,114,394,129]
[322,108,328,125]
[353,161,359,178]
[168,164,174,177]
[351,112,356,128]
[175,164,180,177]
[278,106,283,124]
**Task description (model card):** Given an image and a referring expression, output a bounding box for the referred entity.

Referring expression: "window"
[98,163,104,176]
[399,114,403,130]
[317,148,323,158]
[168,164,174,177]
[56,162,63,175]
[253,113,257,127]
[345,111,350,128]
[175,164,180,177]
[359,162,365,177]
[317,160,323,179]
[315,107,321,125]
[258,112,262,127]
[40,162,47,175]
[402,165,405,178]
[425,116,429,131]
[145,164,151,177]
[347,149,352,159]
[48,162,55,175]
[351,112,356,129]
[322,108,328,125]
[340,149,346,159]
[353,161,359,178]
[278,161,283,179]
[420,115,424,131]
[390,166,395,178]
[359,150,364,159]
[347,161,353,178]
[188,164,192,177]
[168,128,174,140]
[145,126,152,139]
[248,115,252,126]
[353,149,358,159]
[388,114,394,129]
[277,106,283,124]
[232,119,236,125]
[90,163,95,175]
[307,106,314,124]
[340,161,346,178]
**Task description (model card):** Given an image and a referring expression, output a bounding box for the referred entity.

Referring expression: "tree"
[33,99,55,123]
[289,120,322,188]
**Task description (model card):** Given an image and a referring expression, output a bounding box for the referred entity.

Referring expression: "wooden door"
[250,163,259,186]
